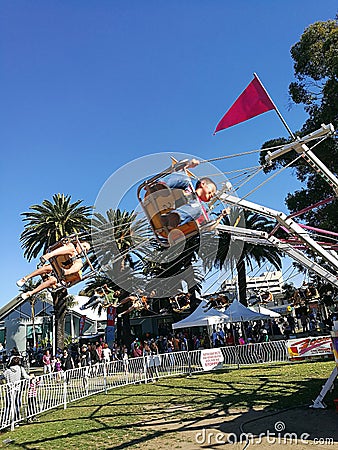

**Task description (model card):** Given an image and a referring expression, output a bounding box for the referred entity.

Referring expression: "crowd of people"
[3,305,338,374]
[0,303,337,427]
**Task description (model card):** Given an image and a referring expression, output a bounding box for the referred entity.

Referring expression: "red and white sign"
[200,348,224,371]
[287,336,333,359]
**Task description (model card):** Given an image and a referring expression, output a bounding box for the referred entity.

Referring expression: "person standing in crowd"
[217,328,225,346]
[143,341,154,381]
[301,312,310,332]
[122,346,129,377]
[79,345,91,367]
[102,343,112,363]
[150,339,160,381]
[3,356,30,426]
[211,328,218,347]
[132,341,143,358]
[192,335,201,350]
[173,335,180,351]
[61,348,75,382]
[259,329,269,343]
[180,333,189,351]
[54,357,62,382]
[225,331,235,346]
[42,349,52,376]
[0,342,4,364]
[282,318,291,339]
[27,374,40,422]
[95,342,103,362]
[272,320,282,336]
[286,314,296,334]
[79,344,91,389]
[89,344,100,375]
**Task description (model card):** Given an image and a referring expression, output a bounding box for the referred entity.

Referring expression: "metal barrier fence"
[0,340,289,431]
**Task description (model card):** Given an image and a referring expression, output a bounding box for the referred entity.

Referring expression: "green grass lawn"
[0,360,336,449]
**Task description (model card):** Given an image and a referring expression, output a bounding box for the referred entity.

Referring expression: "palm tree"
[140,232,209,316]
[20,194,92,350]
[215,211,283,306]
[90,209,150,346]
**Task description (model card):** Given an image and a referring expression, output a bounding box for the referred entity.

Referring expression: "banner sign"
[105,326,115,348]
[200,348,224,371]
[287,336,333,359]
[107,306,117,327]
[331,331,338,366]
[79,315,86,336]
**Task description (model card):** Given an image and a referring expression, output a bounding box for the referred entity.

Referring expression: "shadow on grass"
[2,361,337,449]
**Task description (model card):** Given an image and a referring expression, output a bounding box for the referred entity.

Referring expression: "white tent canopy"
[172,301,229,330]
[222,299,271,323]
[249,305,281,318]
[172,299,273,330]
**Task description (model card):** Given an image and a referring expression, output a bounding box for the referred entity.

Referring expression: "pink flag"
[214,75,275,134]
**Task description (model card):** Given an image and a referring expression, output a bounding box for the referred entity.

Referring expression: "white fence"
[0,339,290,431]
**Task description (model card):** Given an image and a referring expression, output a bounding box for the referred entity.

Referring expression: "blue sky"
[1,1,337,307]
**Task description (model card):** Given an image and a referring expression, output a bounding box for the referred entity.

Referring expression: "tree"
[91,209,149,277]
[20,194,92,350]
[260,18,338,232]
[257,18,338,296]
[215,212,282,306]
[141,235,205,312]
[90,209,150,346]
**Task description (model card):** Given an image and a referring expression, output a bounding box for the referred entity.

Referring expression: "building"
[222,270,284,301]
[130,313,174,339]
[0,293,107,353]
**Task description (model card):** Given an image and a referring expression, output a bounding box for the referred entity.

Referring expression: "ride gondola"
[42,234,95,288]
[137,158,224,247]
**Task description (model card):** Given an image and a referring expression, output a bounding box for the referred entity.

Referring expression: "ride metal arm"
[216,223,338,288]
[268,235,338,288]
[217,193,338,272]
[265,123,338,195]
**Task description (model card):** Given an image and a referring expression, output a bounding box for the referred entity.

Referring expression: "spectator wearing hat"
[259,329,269,343]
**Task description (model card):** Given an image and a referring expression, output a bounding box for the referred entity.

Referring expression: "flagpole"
[253,73,295,140]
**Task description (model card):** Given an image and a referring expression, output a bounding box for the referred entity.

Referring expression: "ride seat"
[46,241,82,287]
[142,182,200,242]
